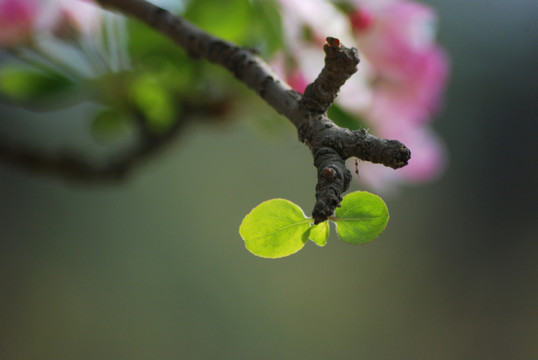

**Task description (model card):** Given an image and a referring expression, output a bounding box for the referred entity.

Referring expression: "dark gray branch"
[0,106,191,184]
[96,0,411,222]
[96,0,302,125]
[2,0,411,222]
[301,37,359,113]
[298,115,409,222]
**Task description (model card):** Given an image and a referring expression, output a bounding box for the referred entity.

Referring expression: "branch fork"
[294,37,410,222]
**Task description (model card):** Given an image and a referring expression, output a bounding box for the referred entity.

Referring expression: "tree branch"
[301,37,359,113]
[96,0,411,222]
[0,110,188,184]
[0,100,224,183]
[2,0,411,222]
[96,0,301,124]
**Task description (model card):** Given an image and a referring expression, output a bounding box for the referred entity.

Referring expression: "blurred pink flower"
[350,0,440,78]
[348,0,450,184]
[350,0,449,125]
[0,0,37,46]
[286,68,309,94]
[0,0,102,47]
[368,46,448,125]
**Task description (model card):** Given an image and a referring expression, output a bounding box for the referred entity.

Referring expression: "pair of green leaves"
[239,191,389,258]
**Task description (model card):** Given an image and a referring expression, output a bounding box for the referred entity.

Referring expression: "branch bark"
[0,108,189,184]
[7,0,411,222]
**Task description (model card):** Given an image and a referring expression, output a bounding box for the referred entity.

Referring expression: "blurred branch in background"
[0,100,228,183]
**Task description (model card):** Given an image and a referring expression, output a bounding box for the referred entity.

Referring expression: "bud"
[322,167,337,178]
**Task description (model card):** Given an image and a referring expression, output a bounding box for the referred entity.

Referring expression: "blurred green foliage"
[184,0,283,55]
[0,0,285,140]
[328,104,365,130]
[0,65,74,102]
[91,108,130,141]
[119,0,283,135]
[184,0,252,43]
[129,72,177,133]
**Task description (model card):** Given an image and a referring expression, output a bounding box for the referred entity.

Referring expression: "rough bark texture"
[2,0,411,222]
[301,37,359,113]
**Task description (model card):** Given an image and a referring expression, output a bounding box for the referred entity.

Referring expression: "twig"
[0,107,188,184]
[4,0,411,222]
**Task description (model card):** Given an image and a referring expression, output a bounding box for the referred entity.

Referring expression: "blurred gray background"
[1,0,537,359]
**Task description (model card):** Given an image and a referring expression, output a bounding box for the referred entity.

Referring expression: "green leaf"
[309,221,329,247]
[247,0,284,56]
[334,191,389,245]
[239,199,312,258]
[184,0,250,43]
[91,108,130,142]
[327,105,366,130]
[0,65,73,101]
[129,73,176,133]
[127,19,188,62]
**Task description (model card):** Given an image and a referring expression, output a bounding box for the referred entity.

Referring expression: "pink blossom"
[286,68,308,93]
[0,0,37,46]
[346,0,449,185]
[349,0,450,126]
[349,7,373,32]
[348,0,450,185]
[350,0,440,79]
[0,0,102,47]
[368,46,449,125]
